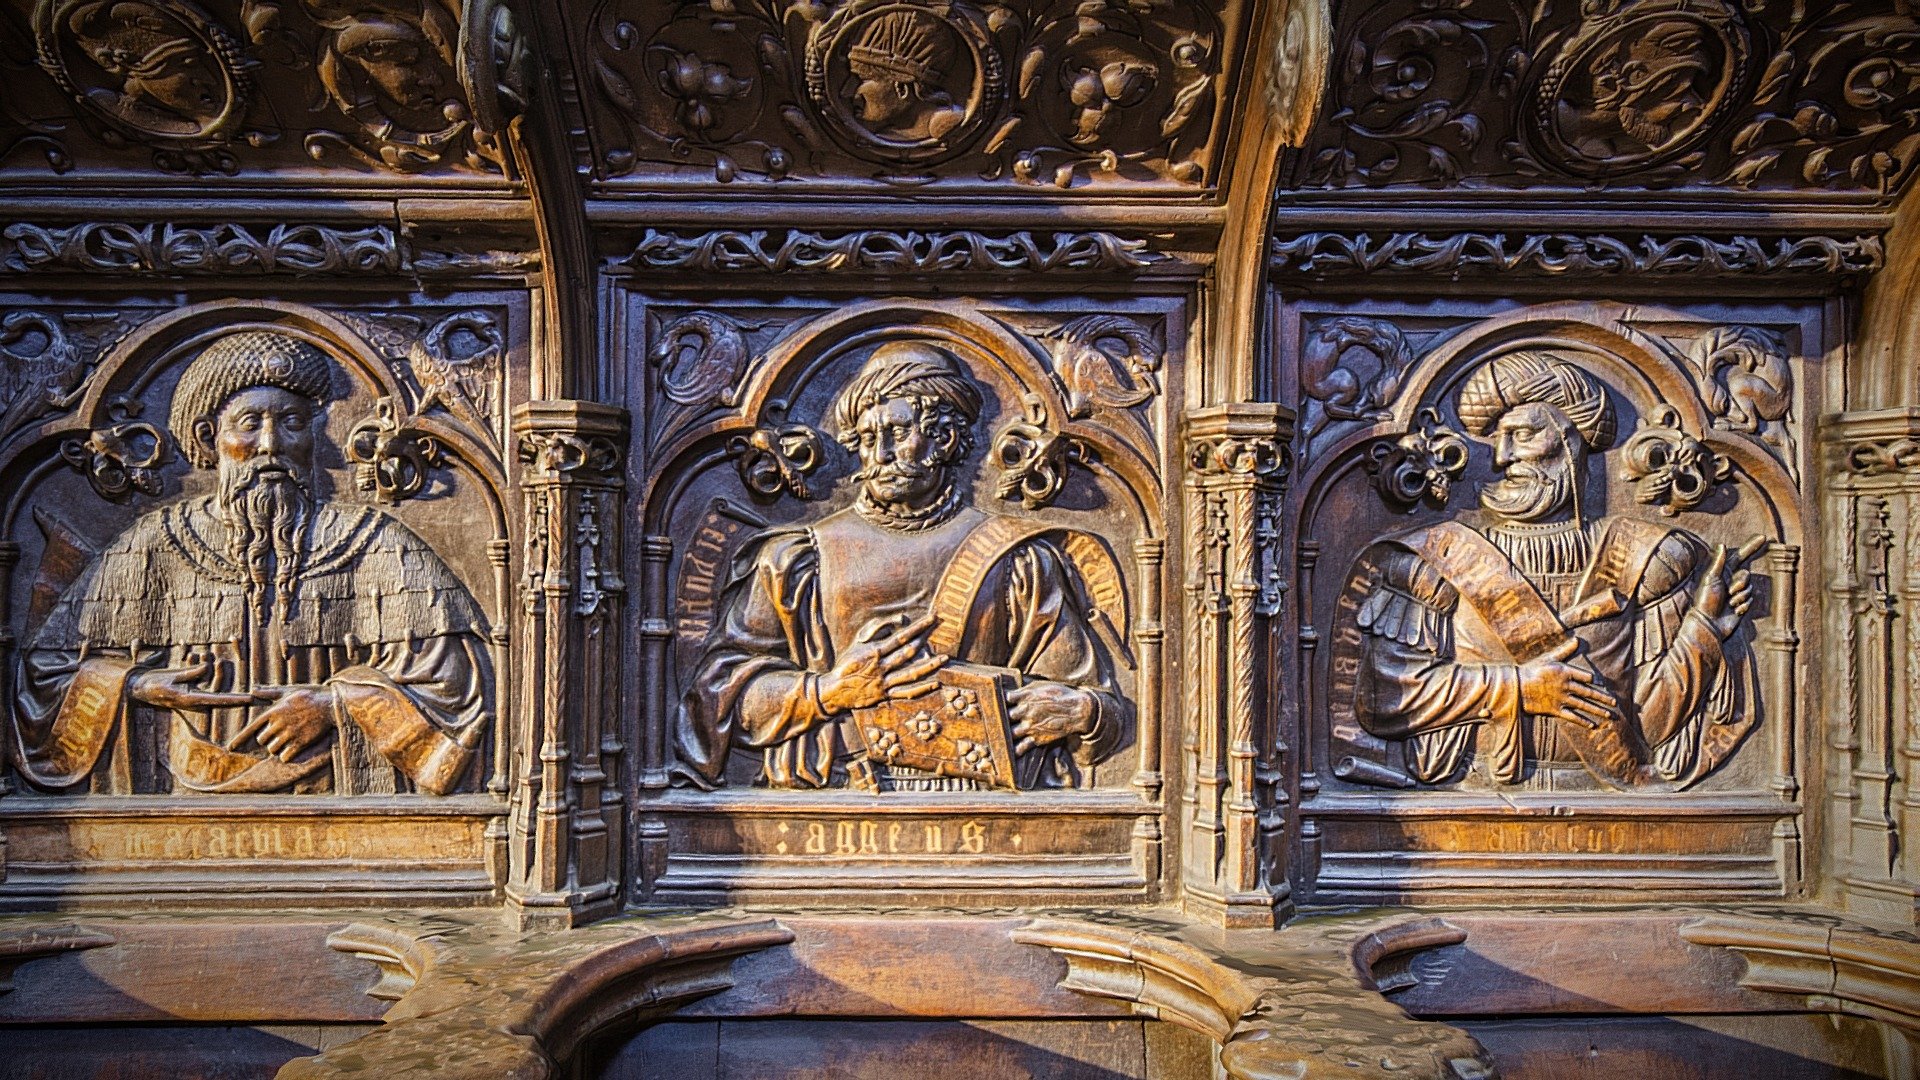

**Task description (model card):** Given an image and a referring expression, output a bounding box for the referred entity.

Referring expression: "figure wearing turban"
[12,331,491,795]
[1328,352,1759,790]
[672,341,1129,791]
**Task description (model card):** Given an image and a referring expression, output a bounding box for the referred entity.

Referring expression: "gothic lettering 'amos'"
[672,341,1131,792]
[12,330,492,796]
[1330,351,1761,791]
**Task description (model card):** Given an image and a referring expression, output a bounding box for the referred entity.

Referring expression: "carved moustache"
[854,460,933,483]
[1481,460,1572,519]
[225,455,310,492]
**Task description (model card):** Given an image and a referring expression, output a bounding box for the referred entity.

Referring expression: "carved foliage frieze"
[1,222,536,277]
[620,228,1163,275]
[1295,0,1920,194]
[1270,232,1886,280]
[582,0,1222,188]
[10,0,507,175]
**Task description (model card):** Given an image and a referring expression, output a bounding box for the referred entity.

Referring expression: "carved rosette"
[347,396,447,504]
[726,422,825,501]
[1183,404,1294,926]
[510,400,629,927]
[58,397,168,503]
[1364,409,1468,511]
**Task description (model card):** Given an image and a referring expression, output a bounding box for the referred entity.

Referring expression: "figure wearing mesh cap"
[1329,351,1760,790]
[12,330,491,795]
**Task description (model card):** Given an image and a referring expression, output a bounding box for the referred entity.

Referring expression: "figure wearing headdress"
[844,9,965,142]
[672,341,1129,791]
[12,331,491,795]
[1328,351,1759,790]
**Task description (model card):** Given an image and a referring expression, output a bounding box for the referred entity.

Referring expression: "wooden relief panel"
[1280,298,1820,905]
[572,0,1237,191]
[622,294,1177,903]
[0,0,511,178]
[0,294,525,905]
[1290,0,1920,195]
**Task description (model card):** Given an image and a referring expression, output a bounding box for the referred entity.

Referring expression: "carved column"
[1183,403,1294,927]
[509,401,629,928]
[1824,408,1920,926]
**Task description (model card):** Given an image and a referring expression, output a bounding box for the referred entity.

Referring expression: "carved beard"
[1480,459,1574,522]
[219,457,312,619]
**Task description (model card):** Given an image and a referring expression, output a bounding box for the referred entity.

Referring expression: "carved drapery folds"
[581,0,1222,188]
[511,400,628,926]
[1294,0,1920,194]
[1184,404,1293,927]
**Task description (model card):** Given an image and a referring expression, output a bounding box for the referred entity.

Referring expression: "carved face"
[852,395,960,508]
[852,71,914,127]
[1481,401,1580,522]
[203,385,318,493]
[122,47,221,120]
[333,15,451,116]
[1587,22,1711,152]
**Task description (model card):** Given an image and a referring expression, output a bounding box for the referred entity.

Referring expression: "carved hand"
[1692,539,1761,640]
[1009,681,1097,756]
[231,686,337,762]
[816,612,947,715]
[1517,639,1618,731]
[129,660,265,712]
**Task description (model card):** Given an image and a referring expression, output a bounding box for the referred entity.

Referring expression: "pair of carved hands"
[129,660,336,762]
[818,613,1096,755]
[1516,538,1763,731]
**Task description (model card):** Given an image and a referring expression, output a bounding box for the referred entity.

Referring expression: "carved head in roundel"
[1526,0,1751,178]
[807,3,1003,165]
[37,0,250,142]
[304,0,465,134]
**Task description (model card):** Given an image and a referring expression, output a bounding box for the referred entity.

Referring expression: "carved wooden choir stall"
[1,0,1919,1077]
